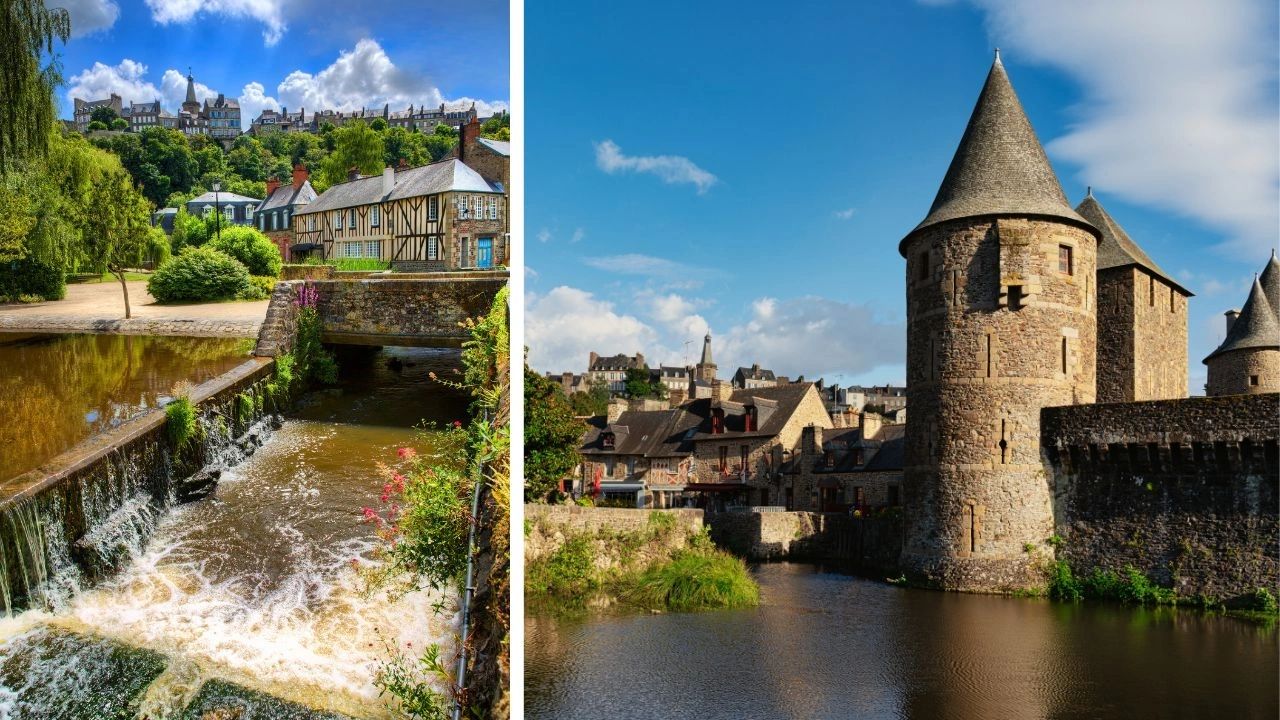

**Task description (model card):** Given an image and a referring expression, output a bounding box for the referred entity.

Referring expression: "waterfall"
[0,374,276,615]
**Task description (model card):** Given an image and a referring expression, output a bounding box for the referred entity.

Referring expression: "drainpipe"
[453,410,487,720]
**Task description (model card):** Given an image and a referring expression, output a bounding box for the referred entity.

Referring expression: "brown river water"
[527,562,1279,720]
[0,341,471,718]
[0,332,250,482]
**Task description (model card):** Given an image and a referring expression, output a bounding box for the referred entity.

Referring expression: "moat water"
[0,345,470,718]
[526,562,1278,720]
[0,332,250,482]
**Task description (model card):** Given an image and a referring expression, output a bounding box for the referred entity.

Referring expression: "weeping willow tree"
[0,0,69,169]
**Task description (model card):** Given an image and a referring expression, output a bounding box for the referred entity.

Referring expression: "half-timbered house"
[291,158,507,270]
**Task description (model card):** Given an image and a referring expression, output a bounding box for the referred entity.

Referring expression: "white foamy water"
[0,413,461,719]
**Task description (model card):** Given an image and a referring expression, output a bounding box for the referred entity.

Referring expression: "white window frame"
[202,204,214,218]
[427,237,439,261]
[332,210,341,228]
[458,195,469,219]
[429,196,438,220]
[349,209,357,229]
[365,240,380,258]
[370,205,380,227]
[343,241,362,258]
[307,216,316,232]
[487,197,498,220]
[223,206,235,222]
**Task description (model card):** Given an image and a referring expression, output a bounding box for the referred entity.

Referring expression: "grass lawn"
[66,271,153,284]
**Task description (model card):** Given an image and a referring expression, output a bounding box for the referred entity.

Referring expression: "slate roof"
[296,159,499,216]
[810,423,905,474]
[258,180,317,213]
[187,191,261,205]
[1204,275,1280,362]
[1075,192,1191,296]
[1260,251,1280,323]
[477,138,510,156]
[902,54,1094,253]
[734,366,777,382]
[588,353,643,371]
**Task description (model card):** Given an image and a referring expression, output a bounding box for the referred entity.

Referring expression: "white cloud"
[594,139,718,194]
[159,69,218,112]
[66,59,160,106]
[646,292,711,349]
[718,296,905,381]
[144,0,287,46]
[238,81,281,130]
[943,0,1279,256]
[834,208,857,220]
[581,253,694,277]
[54,0,119,36]
[276,39,507,117]
[570,228,585,243]
[526,287,667,373]
[536,228,552,243]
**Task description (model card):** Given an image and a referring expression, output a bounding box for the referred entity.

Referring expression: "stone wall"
[706,510,903,574]
[903,216,1098,592]
[280,265,334,281]
[1042,393,1280,603]
[523,505,704,562]
[1206,348,1280,397]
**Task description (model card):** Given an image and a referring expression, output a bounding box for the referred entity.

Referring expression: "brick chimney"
[292,163,309,189]
[347,166,360,182]
[459,116,481,162]
[1225,309,1241,334]
[265,176,281,197]
[589,351,599,369]
[802,424,824,455]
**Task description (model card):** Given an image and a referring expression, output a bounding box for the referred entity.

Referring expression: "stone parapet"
[0,315,260,338]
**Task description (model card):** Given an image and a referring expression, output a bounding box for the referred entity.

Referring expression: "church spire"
[183,68,198,110]
[902,53,1093,253]
[700,333,713,366]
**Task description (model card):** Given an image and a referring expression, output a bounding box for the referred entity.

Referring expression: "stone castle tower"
[899,52,1100,591]
[1204,252,1280,395]
[182,69,200,115]
[1076,190,1193,402]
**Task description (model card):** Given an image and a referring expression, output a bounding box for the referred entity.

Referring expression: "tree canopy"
[0,0,69,169]
[318,120,385,188]
[524,367,584,500]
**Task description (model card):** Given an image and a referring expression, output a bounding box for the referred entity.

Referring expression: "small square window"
[917,252,929,280]
[1007,285,1024,310]
[1250,375,1260,386]
[1058,245,1073,275]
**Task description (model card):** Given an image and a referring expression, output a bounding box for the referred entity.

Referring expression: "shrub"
[0,257,65,302]
[248,275,277,298]
[1243,588,1279,614]
[147,226,171,268]
[165,396,198,449]
[628,549,760,611]
[209,225,283,277]
[527,536,600,598]
[1047,560,1082,602]
[147,246,251,303]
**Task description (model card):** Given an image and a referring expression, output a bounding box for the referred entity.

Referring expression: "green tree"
[481,112,510,141]
[624,367,664,399]
[108,117,128,131]
[86,120,107,131]
[568,380,610,417]
[382,126,431,168]
[0,0,69,169]
[82,163,151,318]
[89,106,118,125]
[524,367,583,501]
[319,120,385,187]
[169,207,205,252]
[422,123,457,161]
[369,117,388,132]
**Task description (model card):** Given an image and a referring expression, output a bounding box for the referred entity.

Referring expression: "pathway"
[0,281,269,337]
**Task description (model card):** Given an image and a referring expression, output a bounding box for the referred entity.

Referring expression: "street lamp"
[212,181,222,243]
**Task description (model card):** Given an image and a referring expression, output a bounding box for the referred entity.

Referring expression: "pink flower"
[391,474,406,493]
[397,447,417,459]
[452,420,463,428]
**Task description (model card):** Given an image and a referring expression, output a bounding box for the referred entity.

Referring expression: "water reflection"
[526,563,1278,720]
[0,333,250,481]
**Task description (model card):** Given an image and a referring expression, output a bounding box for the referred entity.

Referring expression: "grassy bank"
[526,512,759,613]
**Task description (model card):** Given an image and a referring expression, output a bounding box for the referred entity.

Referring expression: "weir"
[0,357,276,613]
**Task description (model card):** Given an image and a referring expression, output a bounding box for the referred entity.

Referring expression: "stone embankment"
[0,314,260,337]
[706,510,904,574]
[524,505,704,563]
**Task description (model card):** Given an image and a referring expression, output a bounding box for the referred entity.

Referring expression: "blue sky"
[525,0,1279,393]
[52,0,508,128]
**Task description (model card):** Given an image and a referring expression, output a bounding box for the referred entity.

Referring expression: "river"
[0,332,250,482]
[0,345,470,719]
[526,562,1278,720]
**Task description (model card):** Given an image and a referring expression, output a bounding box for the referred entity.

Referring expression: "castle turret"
[182,69,200,114]
[1076,190,1193,402]
[1204,256,1280,396]
[899,52,1099,592]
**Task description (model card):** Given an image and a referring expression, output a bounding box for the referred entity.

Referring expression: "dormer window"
[744,405,758,432]
[824,450,834,468]
[601,431,615,449]
[711,408,725,434]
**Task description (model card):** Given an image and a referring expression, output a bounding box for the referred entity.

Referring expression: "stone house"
[586,352,646,394]
[255,165,317,260]
[291,158,506,269]
[732,364,778,389]
[1204,252,1280,395]
[72,93,123,131]
[786,412,904,513]
[184,191,262,226]
[579,408,694,508]
[1077,190,1193,402]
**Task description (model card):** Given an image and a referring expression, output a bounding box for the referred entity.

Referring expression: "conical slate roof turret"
[902,52,1093,253]
[700,333,714,365]
[1075,190,1191,296]
[1204,276,1280,362]
[1259,250,1280,321]
[184,70,197,106]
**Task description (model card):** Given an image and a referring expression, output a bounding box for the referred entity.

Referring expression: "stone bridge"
[254,271,507,355]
